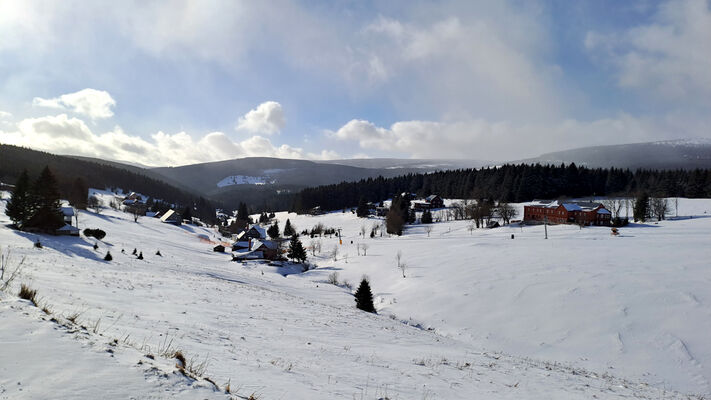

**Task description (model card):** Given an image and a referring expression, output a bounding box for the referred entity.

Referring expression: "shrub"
[19,284,38,306]
[104,251,112,261]
[327,272,340,285]
[155,250,162,256]
[34,240,42,249]
[137,252,143,260]
[83,228,106,240]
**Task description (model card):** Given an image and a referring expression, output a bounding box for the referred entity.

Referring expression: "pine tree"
[354,278,375,313]
[24,167,64,231]
[283,219,296,237]
[5,169,31,228]
[104,251,112,261]
[182,206,193,223]
[237,202,249,221]
[356,197,369,218]
[421,209,433,224]
[287,235,307,263]
[267,221,280,239]
[633,192,650,222]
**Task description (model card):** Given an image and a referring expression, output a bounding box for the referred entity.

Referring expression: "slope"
[0,193,700,399]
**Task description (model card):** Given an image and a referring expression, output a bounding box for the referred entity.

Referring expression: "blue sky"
[0,0,709,166]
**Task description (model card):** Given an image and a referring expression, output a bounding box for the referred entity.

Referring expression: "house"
[375,206,389,217]
[159,209,182,225]
[236,225,266,241]
[122,192,143,204]
[231,240,250,251]
[250,239,279,260]
[61,207,75,225]
[523,200,611,226]
[124,203,147,216]
[412,194,444,210]
[213,244,226,253]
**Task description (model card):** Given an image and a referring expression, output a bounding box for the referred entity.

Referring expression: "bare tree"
[88,195,103,214]
[131,207,142,223]
[360,224,367,237]
[331,245,339,261]
[467,223,476,235]
[0,247,25,291]
[496,202,518,225]
[396,250,405,278]
[361,243,369,256]
[650,197,669,221]
[72,206,81,228]
[424,225,433,237]
[674,197,679,218]
[600,199,624,220]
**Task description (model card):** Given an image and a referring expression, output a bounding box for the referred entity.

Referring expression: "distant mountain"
[149,157,423,197]
[522,139,711,169]
[317,158,490,170]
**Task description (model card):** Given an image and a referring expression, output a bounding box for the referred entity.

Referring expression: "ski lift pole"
[544,216,548,240]
[338,228,342,245]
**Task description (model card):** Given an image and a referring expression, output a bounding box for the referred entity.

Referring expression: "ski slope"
[0,192,708,398]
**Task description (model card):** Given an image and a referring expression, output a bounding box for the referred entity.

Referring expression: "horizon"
[0,1,710,166]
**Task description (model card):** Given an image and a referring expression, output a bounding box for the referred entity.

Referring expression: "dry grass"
[18,284,38,306]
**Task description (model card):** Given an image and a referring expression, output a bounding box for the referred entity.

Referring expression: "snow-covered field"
[1,193,709,399]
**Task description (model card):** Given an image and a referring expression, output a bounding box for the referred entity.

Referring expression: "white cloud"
[585,0,711,105]
[33,89,116,120]
[236,101,285,135]
[328,114,702,160]
[0,111,12,119]
[0,114,327,167]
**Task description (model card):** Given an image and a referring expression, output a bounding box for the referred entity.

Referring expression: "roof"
[233,250,264,260]
[561,203,582,211]
[425,195,440,201]
[57,224,79,232]
[249,225,267,238]
[252,239,278,250]
[160,209,179,222]
[528,200,606,212]
[61,207,75,216]
[597,208,611,214]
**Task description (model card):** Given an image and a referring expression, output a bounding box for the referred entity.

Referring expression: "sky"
[0,0,709,167]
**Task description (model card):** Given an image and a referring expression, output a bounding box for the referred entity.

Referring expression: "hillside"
[0,191,709,398]
[521,139,711,169]
[0,144,199,206]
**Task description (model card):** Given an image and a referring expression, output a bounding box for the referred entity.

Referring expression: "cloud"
[33,88,116,119]
[585,0,711,105]
[236,101,285,135]
[0,114,334,167]
[328,114,702,160]
[0,111,12,119]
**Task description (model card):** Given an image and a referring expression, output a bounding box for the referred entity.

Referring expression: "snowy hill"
[0,194,709,398]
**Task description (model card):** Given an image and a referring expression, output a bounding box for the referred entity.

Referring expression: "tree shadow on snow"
[11,230,106,262]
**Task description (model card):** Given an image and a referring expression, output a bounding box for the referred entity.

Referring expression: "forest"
[292,163,711,212]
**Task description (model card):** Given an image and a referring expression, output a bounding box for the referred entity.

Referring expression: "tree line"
[292,163,711,212]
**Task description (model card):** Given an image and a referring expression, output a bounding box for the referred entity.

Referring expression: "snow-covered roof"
[597,208,611,214]
[561,203,582,211]
[233,250,264,259]
[233,241,250,248]
[252,239,278,250]
[57,224,79,232]
[61,207,75,216]
[160,209,179,222]
[425,195,440,201]
[249,225,267,238]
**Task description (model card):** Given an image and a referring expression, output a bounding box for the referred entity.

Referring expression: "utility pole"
[544,216,548,239]
[337,228,342,245]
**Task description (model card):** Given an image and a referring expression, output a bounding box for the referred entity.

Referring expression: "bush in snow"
[104,251,112,261]
[155,250,162,256]
[355,278,375,313]
[327,272,339,285]
[84,228,106,240]
[93,243,99,251]
[137,252,143,260]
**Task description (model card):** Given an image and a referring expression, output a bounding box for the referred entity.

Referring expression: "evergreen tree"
[237,202,249,221]
[25,167,64,231]
[104,251,112,261]
[354,278,376,313]
[420,209,433,224]
[633,192,650,222]
[5,169,31,228]
[283,219,296,237]
[182,205,193,223]
[356,197,369,218]
[287,235,307,263]
[267,221,280,239]
[68,177,88,209]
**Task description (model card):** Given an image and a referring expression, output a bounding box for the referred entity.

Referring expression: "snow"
[1,193,709,398]
[216,175,269,187]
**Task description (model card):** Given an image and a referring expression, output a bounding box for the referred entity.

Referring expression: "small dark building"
[213,244,226,253]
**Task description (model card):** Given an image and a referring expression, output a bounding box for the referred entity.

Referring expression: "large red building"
[523,201,611,226]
